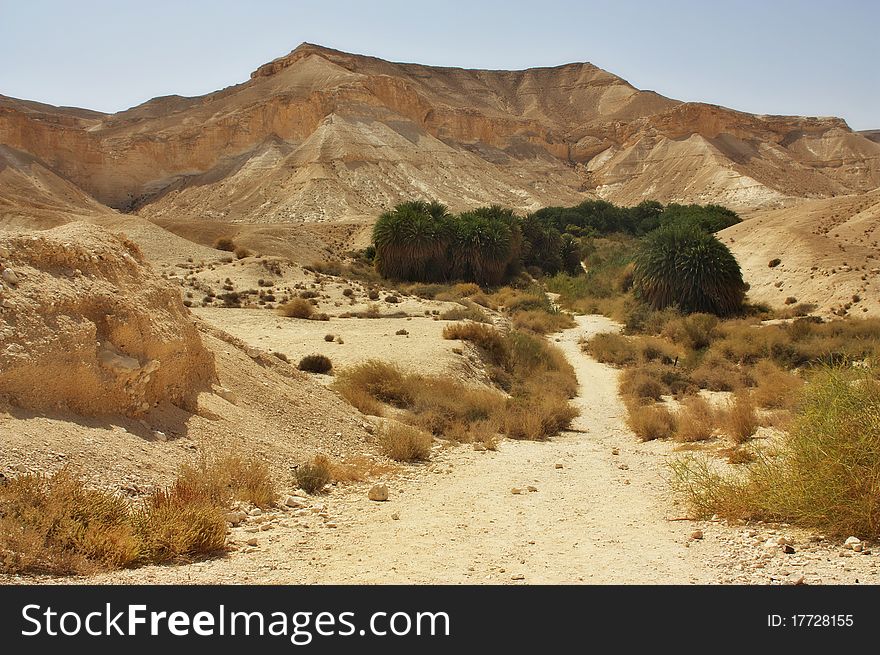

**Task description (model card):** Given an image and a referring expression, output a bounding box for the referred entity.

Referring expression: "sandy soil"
[11,314,873,586]
[195,308,483,381]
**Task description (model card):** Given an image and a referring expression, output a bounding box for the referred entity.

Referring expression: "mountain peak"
[249,42,357,79]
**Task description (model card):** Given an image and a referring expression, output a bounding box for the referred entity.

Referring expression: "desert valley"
[1,43,880,585]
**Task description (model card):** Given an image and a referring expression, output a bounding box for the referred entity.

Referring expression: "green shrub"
[671,367,880,537]
[633,224,746,316]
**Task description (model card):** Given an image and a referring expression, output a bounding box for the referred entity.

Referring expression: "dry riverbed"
[7,316,879,585]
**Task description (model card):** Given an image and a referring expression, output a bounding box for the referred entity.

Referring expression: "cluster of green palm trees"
[373,199,747,317]
[372,202,579,285]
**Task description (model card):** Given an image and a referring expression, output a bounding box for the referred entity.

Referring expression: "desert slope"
[721,190,880,316]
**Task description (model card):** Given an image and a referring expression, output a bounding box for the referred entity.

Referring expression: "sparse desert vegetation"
[378,423,434,462]
[672,367,880,537]
[295,455,333,494]
[298,354,333,374]
[3,33,880,591]
[0,454,274,575]
[332,321,578,446]
[279,297,315,319]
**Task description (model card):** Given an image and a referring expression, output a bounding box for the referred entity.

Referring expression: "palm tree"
[451,213,513,285]
[373,202,450,281]
[633,224,745,316]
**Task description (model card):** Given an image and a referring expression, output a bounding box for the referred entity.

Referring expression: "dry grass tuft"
[0,456,265,575]
[751,360,803,409]
[336,384,384,416]
[442,323,507,365]
[690,352,746,391]
[511,310,576,335]
[175,454,276,508]
[333,360,414,409]
[719,391,759,443]
[721,446,756,464]
[626,402,677,441]
[134,488,227,565]
[674,396,717,442]
[504,396,579,441]
[583,332,638,365]
[278,298,314,319]
[660,313,720,350]
[409,377,505,438]
[619,363,695,403]
[295,455,333,494]
[0,470,140,575]
[439,303,490,323]
[379,423,433,462]
[325,456,398,483]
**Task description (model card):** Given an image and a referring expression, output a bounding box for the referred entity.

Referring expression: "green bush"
[633,224,746,316]
[671,367,880,537]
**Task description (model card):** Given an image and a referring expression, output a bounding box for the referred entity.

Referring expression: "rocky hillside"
[0,223,216,416]
[1,43,878,226]
[721,189,880,316]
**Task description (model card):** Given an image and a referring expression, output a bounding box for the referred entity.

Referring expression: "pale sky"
[1,0,877,129]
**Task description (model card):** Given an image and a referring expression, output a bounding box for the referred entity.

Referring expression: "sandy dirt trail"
[296,313,717,584]
[81,314,723,585]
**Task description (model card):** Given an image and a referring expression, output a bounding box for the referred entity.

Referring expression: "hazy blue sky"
[1,0,877,129]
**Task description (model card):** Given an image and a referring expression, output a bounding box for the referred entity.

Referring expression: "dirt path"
[12,316,880,586]
[69,314,726,585]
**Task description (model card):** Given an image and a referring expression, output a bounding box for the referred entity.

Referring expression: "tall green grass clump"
[671,367,880,537]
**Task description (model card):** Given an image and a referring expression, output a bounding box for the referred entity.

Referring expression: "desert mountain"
[1,42,878,229]
[2,44,879,315]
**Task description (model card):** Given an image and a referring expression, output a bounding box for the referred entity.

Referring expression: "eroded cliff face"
[0,42,878,224]
[0,223,216,416]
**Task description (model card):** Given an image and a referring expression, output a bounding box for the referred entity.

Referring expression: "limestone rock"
[284,495,306,508]
[368,484,389,502]
[1,268,18,285]
[0,225,215,417]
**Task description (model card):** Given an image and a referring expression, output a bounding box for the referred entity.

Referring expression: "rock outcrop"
[0,222,216,416]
